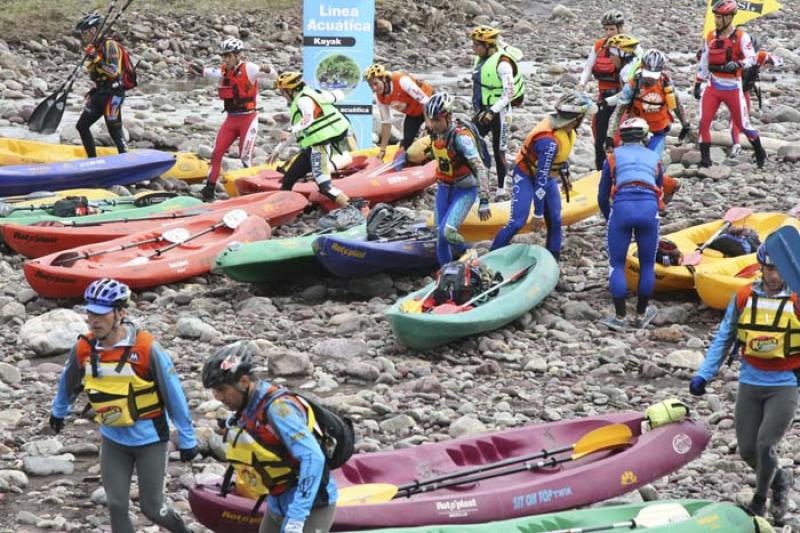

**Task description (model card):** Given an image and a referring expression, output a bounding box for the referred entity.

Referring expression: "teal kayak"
[359,500,765,533]
[385,244,559,349]
[214,224,367,283]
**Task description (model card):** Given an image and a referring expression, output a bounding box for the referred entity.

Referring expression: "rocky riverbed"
[1,0,800,531]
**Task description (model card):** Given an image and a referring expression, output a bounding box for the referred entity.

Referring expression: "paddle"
[50,206,211,228]
[432,263,535,315]
[340,423,634,505]
[681,207,753,266]
[50,227,191,267]
[399,249,479,313]
[0,191,175,218]
[0,191,63,205]
[765,226,800,294]
[544,502,691,533]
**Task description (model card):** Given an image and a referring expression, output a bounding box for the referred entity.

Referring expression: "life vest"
[87,39,124,91]
[76,330,163,428]
[289,86,350,148]
[432,122,482,184]
[629,75,675,133]
[515,117,575,178]
[472,50,525,108]
[218,62,258,113]
[706,28,745,78]
[736,286,800,370]
[606,145,663,204]
[591,38,621,91]
[376,71,432,117]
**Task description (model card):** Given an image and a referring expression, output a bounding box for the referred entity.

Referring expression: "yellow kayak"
[626,212,792,293]
[693,216,800,309]
[427,171,601,242]
[0,138,208,182]
[221,145,400,197]
[1,188,119,207]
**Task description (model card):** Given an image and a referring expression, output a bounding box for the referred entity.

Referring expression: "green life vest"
[289,87,350,148]
[472,50,525,107]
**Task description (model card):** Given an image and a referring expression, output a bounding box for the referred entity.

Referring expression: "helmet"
[424,92,454,119]
[552,92,598,128]
[75,13,103,33]
[601,10,625,26]
[275,71,304,90]
[220,38,244,55]
[756,243,774,266]
[202,342,254,389]
[641,49,666,78]
[619,117,649,143]
[364,63,389,81]
[84,278,130,314]
[606,34,640,54]
[712,0,738,15]
[470,25,501,46]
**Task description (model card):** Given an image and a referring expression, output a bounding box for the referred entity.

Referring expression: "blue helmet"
[756,243,773,266]
[84,278,131,314]
[424,92,454,120]
[75,13,103,33]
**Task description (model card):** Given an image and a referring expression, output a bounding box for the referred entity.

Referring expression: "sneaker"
[601,315,628,332]
[729,144,742,158]
[771,468,793,525]
[200,183,216,202]
[632,306,658,329]
[747,494,768,517]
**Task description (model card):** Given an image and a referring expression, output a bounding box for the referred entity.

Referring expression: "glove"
[85,45,99,60]
[49,415,64,434]
[179,446,200,462]
[604,137,615,152]
[478,196,491,222]
[721,61,741,74]
[689,376,707,396]
[693,82,702,100]
[678,124,691,141]
[283,518,305,533]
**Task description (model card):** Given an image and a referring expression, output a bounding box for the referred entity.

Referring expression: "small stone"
[379,414,416,434]
[665,349,705,370]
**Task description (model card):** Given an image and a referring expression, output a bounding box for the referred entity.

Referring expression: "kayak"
[312,227,437,277]
[693,217,800,309]
[0,188,119,208]
[221,145,399,197]
[385,244,558,349]
[24,210,271,298]
[215,224,367,283]
[430,171,601,242]
[5,192,306,259]
[0,150,176,196]
[0,138,208,182]
[188,411,711,532]
[356,500,759,532]
[625,212,791,293]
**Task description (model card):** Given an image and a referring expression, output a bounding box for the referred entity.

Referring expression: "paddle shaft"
[147,220,227,258]
[546,519,637,533]
[51,233,165,266]
[695,220,733,255]
[765,226,800,294]
[65,209,208,227]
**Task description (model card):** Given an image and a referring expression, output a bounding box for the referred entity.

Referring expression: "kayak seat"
[445,436,523,467]
[338,457,419,484]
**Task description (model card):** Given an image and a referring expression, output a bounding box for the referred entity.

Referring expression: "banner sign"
[702,0,783,35]
[303,0,375,149]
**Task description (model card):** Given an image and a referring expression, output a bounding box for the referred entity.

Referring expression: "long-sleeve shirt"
[697,27,756,90]
[51,324,197,449]
[597,149,664,219]
[202,62,260,82]
[291,89,344,135]
[87,39,122,83]
[377,75,430,123]
[696,281,799,387]
[489,60,515,114]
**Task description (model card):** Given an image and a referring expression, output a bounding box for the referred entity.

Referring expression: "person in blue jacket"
[202,343,337,533]
[49,278,197,533]
[598,117,662,331]
[690,242,799,525]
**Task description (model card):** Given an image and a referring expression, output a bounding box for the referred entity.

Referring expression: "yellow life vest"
[736,289,800,369]
[515,117,575,178]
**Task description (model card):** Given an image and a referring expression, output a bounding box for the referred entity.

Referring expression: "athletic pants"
[607,192,659,300]
[100,438,189,533]
[476,108,510,190]
[592,97,616,170]
[400,114,426,151]
[207,112,258,185]
[261,506,337,533]
[730,91,753,144]
[699,84,758,144]
[77,89,126,158]
[434,181,476,265]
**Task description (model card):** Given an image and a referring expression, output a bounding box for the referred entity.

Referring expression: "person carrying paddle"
[470,25,525,201]
[74,13,128,159]
[364,64,432,167]
[49,278,198,533]
[690,241,798,525]
[202,343,337,533]
[273,71,356,208]
[490,92,597,261]
[189,38,272,201]
[598,117,662,331]
[695,0,767,169]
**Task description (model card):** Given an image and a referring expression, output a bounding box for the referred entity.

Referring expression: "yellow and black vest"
[735,286,800,370]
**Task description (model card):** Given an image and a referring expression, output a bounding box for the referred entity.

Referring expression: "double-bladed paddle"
[681,207,753,266]
[543,502,691,533]
[765,226,800,294]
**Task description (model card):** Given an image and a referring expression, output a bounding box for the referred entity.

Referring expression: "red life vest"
[219,63,258,113]
[432,125,478,184]
[591,38,621,91]
[376,71,432,117]
[706,28,745,78]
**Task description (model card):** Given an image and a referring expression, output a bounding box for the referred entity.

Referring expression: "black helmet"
[75,13,103,33]
[202,342,254,388]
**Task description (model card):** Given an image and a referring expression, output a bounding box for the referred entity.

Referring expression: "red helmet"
[712,0,737,15]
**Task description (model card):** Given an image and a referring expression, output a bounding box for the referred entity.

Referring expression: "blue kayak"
[313,230,437,277]
[0,150,176,196]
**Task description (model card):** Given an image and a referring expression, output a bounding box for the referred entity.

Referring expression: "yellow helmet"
[470,25,501,46]
[275,71,303,90]
[606,34,640,53]
[364,63,389,81]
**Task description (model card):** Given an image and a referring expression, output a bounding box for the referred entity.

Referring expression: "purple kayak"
[188,411,710,531]
[0,150,176,196]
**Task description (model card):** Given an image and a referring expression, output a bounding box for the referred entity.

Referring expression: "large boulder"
[18,309,87,357]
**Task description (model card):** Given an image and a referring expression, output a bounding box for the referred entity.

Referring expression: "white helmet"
[220,38,244,55]
[619,117,649,143]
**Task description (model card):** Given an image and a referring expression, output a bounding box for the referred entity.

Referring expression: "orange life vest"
[629,76,673,133]
[706,28,745,79]
[432,125,478,184]
[376,72,433,117]
[515,118,574,178]
[219,63,258,113]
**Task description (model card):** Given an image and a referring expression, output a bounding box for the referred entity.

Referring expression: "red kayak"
[24,210,270,298]
[188,411,710,532]
[5,192,306,259]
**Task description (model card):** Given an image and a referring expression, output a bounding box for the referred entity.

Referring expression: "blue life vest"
[611,144,660,191]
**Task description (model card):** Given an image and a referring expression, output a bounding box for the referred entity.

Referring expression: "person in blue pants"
[425,92,491,265]
[491,92,597,260]
[598,117,663,330]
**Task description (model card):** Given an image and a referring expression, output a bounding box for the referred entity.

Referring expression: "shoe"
[751,137,767,169]
[699,143,712,168]
[200,183,216,202]
[633,306,658,329]
[747,494,768,517]
[728,144,742,158]
[601,315,628,332]
[770,468,793,525]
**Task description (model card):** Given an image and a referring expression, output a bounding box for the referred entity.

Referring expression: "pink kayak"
[188,411,710,531]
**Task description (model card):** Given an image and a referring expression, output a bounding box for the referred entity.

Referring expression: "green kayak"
[385,244,558,349]
[359,500,768,533]
[214,224,367,283]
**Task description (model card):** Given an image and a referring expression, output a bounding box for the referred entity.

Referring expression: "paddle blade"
[162,227,191,244]
[634,502,691,527]
[133,191,177,207]
[337,484,398,506]
[39,85,72,135]
[723,206,753,223]
[572,423,633,459]
[680,251,701,266]
[222,209,248,229]
[27,92,59,132]
[431,303,465,315]
[765,226,800,294]
[51,251,83,267]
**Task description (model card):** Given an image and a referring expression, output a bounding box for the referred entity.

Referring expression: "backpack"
[294,393,355,469]
[366,203,428,242]
[432,259,483,306]
[317,204,366,232]
[655,238,682,267]
[451,116,492,170]
[119,43,138,91]
[51,196,92,217]
[707,227,761,257]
